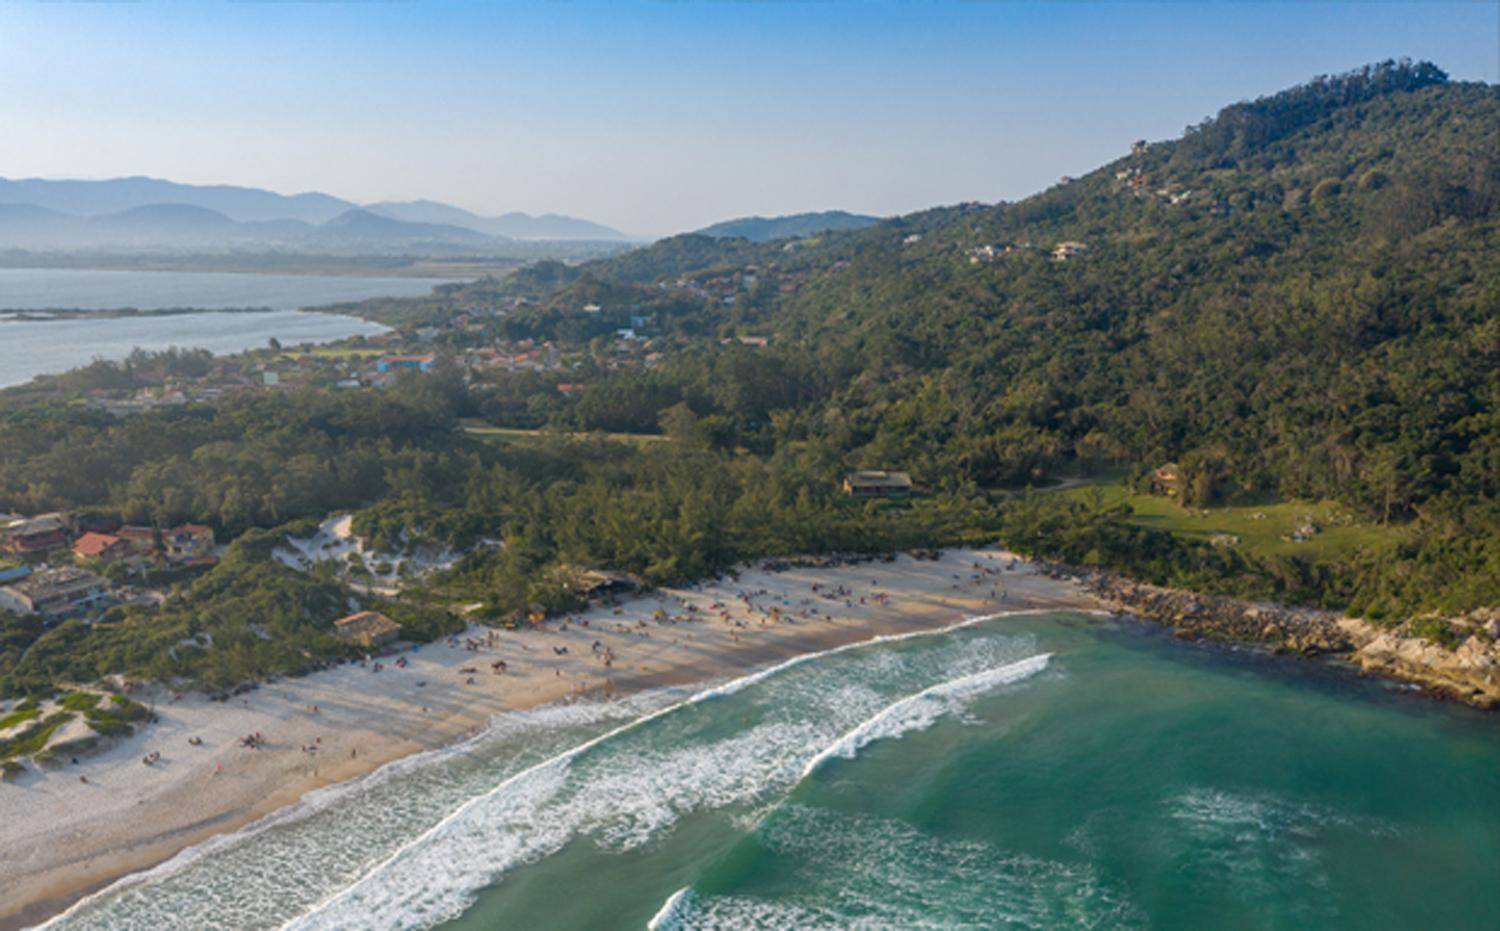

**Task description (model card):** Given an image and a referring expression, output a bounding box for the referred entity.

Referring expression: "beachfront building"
[333,610,403,648]
[165,524,215,562]
[842,471,914,498]
[552,565,642,599]
[2,513,70,555]
[0,567,112,619]
[72,532,131,562]
[376,354,436,374]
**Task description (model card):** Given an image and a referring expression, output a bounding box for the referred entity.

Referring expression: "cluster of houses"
[967,241,1089,264]
[0,512,217,621]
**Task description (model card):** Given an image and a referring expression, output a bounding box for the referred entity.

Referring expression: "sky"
[0,1,1496,237]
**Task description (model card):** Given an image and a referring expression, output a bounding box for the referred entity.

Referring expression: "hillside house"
[842,471,914,498]
[333,610,403,648]
[1151,463,1184,497]
[2,514,69,554]
[165,524,215,562]
[1052,241,1089,262]
[73,532,131,562]
[115,526,158,556]
[0,567,111,619]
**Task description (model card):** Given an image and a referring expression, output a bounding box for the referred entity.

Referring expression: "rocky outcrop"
[1339,615,1500,709]
[1090,576,1500,709]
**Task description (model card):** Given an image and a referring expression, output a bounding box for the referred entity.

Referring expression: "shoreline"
[1089,574,1500,709]
[8,547,1491,929]
[2,548,1093,930]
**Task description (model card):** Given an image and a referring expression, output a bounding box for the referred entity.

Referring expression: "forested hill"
[473,61,1499,612]
[520,61,1497,514]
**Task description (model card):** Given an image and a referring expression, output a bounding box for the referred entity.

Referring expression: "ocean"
[0,268,449,388]
[38,612,1500,930]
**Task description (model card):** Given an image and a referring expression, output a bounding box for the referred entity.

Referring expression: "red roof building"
[72,532,130,561]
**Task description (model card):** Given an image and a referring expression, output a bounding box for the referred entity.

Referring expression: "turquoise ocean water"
[41,612,1500,930]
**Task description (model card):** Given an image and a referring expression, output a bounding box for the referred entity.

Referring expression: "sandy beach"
[0,548,1098,929]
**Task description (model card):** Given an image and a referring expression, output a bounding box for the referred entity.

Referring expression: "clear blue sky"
[1,1,1495,236]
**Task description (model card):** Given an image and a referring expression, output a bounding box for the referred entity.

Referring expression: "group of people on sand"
[141,750,162,766]
[239,731,265,749]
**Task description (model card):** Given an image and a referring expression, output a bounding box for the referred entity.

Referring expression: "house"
[1052,241,1089,262]
[376,355,436,374]
[0,567,112,618]
[1151,463,1184,497]
[1131,139,1149,156]
[553,566,641,599]
[842,471,914,498]
[333,610,402,648]
[2,513,69,554]
[115,526,158,556]
[165,524,215,562]
[73,532,131,562]
[0,566,32,586]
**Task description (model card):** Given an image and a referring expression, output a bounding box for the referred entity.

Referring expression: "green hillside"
[2,62,1495,696]
[479,60,1500,617]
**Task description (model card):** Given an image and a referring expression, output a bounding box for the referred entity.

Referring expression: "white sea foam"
[45,611,1060,931]
[38,694,672,931]
[646,886,695,930]
[288,640,1052,929]
[798,652,1051,780]
[651,804,1144,931]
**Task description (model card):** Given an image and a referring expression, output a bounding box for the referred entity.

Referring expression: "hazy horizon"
[2,1,1496,237]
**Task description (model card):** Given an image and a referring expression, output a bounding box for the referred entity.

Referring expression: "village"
[0,513,219,622]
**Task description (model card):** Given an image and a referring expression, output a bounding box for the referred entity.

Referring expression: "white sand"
[0,548,1096,929]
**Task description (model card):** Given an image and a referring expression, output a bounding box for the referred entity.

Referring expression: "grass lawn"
[279,347,386,361]
[459,419,670,447]
[1057,483,1401,562]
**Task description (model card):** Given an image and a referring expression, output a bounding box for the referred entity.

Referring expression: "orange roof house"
[72,532,129,561]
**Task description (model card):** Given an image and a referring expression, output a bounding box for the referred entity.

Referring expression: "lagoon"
[0,268,446,388]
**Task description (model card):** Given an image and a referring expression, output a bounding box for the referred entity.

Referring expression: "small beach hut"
[333,610,402,648]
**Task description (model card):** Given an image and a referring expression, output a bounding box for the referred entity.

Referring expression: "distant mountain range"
[695,210,882,242]
[0,177,632,254]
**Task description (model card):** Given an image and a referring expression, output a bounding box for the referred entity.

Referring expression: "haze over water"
[43,613,1500,930]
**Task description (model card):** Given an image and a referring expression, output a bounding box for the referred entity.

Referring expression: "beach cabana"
[333,610,402,648]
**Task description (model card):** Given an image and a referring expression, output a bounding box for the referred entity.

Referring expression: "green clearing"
[1056,483,1402,562]
[459,420,670,447]
[278,347,386,361]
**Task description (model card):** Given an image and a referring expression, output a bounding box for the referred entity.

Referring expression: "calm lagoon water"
[0,268,448,388]
[43,613,1500,931]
